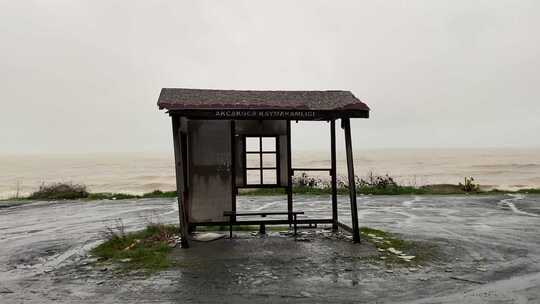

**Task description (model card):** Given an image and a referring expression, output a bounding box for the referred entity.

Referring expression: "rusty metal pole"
[342,118,360,243]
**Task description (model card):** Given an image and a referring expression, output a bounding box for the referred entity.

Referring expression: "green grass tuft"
[142,190,177,198]
[516,188,540,194]
[91,224,179,272]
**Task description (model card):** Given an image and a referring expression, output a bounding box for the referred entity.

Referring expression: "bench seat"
[223,211,304,238]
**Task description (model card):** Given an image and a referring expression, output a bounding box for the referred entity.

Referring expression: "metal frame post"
[342,118,360,243]
[330,120,338,231]
[286,120,293,225]
[230,120,236,224]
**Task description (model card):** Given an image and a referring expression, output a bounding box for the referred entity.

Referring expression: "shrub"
[459,177,480,192]
[357,172,399,190]
[29,182,89,200]
[293,173,327,189]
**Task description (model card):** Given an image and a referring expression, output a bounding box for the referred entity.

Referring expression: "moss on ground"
[360,227,438,266]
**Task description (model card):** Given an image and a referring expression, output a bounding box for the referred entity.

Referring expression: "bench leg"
[229,218,233,239]
[294,214,298,236]
[259,224,266,235]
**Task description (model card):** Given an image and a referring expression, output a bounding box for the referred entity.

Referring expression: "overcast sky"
[1,1,539,153]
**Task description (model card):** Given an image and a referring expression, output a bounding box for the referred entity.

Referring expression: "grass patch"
[6,174,540,202]
[358,185,425,195]
[239,187,342,196]
[517,188,540,194]
[417,184,470,195]
[87,192,140,200]
[3,181,178,201]
[237,174,486,196]
[91,223,179,272]
[239,184,474,196]
[142,190,177,198]
[87,190,177,201]
[29,182,89,200]
[238,188,287,196]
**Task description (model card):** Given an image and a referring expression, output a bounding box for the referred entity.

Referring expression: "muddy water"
[1,194,540,303]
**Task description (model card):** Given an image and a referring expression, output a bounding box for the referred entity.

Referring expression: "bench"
[223,211,305,238]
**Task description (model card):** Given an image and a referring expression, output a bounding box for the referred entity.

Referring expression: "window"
[245,136,278,185]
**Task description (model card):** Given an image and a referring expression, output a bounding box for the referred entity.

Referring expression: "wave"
[471,164,540,169]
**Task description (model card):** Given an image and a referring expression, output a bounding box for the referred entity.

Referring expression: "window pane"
[246,153,260,168]
[261,137,276,152]
[262,154,276,168]
[247,170,261,185]
[262,169,277,184]
[246,137,260,152]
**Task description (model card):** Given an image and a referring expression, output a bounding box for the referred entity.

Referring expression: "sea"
[1,148,539,199]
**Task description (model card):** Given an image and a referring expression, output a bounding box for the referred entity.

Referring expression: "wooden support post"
[230,121,236,223]
[342,118,360,243]
[172,116,189,248]
[330,120,338,231]
[286,120,293,225]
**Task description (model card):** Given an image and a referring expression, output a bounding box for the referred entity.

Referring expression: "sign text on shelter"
[215,110,317,119]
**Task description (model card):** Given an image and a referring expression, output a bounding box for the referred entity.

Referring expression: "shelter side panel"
[188,120,232,223]
[235,136,244,186]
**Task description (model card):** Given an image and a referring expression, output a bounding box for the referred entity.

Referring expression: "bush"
[293,173,327,189]
[29,182,89,200]
[459,177,480,193]
[357,172,399,190]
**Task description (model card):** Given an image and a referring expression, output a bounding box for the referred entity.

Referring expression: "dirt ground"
[1,194,540,303]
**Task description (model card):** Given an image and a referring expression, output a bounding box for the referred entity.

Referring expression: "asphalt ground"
[1,194,539,303]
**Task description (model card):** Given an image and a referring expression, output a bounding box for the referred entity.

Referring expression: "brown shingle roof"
[157,88,370,112]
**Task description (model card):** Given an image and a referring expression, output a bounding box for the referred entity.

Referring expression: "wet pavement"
[1,194,540,303]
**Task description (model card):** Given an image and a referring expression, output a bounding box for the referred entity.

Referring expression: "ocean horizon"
[1,147,539,199]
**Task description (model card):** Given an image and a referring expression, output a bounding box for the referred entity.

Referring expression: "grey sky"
[1,1,539,153]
